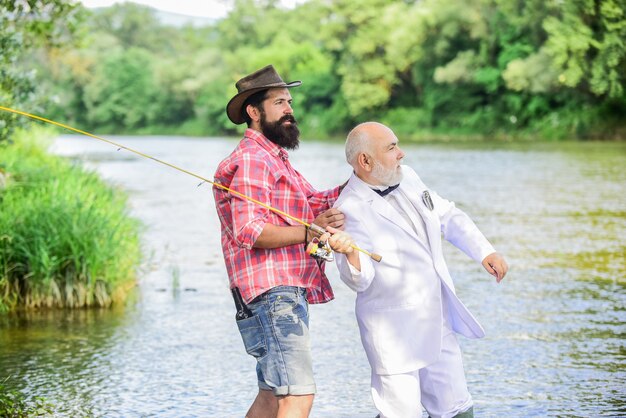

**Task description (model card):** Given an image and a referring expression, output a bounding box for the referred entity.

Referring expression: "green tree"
[0,0,83,140]
[543,0,626,99]
[84,48,160,131]
[90,2,179,54]
[24,0,626,140]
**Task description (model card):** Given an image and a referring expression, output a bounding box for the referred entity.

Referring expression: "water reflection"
[1,307,129,416]
[0,136,624,417]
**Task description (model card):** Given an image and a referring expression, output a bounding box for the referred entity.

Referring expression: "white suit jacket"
[334,166,495,375]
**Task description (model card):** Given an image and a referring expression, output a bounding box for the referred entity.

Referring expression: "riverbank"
[68,127,626,142]
[0,128,142,312]
[51,111,626,143]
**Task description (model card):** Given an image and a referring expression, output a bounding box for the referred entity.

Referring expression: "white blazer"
[334,166,495,375]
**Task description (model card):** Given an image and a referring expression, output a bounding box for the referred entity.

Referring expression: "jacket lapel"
[398,176,441,254]
[346,174,425,245]
[399,175,463,291]
[370,194,417,239]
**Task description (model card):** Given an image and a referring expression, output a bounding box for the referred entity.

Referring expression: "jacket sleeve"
[431,190,496,263]
[334,201,376,292]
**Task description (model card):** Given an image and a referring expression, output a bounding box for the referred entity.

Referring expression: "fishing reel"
[306,237,334,262]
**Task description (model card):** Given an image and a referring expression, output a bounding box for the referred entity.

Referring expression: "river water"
[1,135,624,417]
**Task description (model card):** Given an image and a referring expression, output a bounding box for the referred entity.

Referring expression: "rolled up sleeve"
[229,159,275,249]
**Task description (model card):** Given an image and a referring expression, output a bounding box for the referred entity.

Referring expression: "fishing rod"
[0,105,382,262]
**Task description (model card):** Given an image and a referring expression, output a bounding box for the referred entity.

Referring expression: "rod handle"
[308,224,326,235]
[369,252,383,263]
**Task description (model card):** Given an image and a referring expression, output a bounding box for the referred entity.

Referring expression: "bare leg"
[246,389,278,418]
[276,394,314,418]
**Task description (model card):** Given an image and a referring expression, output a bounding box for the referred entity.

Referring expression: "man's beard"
[372,159,403,186]
[260,112,300,150]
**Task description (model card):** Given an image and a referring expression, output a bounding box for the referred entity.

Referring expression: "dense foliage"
[0,129,142,312]
[0,0,84,139]
[3,0,626,140]
[0,2,144,313]
[55,1,626,139]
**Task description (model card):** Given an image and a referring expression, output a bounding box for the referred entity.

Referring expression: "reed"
[0,128,142,312]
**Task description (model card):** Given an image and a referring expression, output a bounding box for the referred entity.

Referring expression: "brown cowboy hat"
[226,65,302,125]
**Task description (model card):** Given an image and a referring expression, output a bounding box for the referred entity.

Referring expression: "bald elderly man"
[336,122,508,418]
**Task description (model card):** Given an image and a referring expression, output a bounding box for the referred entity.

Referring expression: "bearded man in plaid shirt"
[213,65,355,418]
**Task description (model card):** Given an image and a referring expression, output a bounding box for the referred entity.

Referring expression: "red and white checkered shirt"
[213,129,340,304]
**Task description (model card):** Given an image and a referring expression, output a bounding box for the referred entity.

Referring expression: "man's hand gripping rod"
[308,223,382,262]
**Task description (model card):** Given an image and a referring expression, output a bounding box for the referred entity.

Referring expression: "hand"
[312,208,345,231]
[482,252,508,283]
[318,225,354,254]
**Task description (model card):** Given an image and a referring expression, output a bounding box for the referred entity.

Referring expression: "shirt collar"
[245,128,289,161]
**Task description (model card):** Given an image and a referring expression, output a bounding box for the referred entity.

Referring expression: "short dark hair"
[241,89,269,126]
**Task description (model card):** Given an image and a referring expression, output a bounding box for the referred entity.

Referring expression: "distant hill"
[152,8,216,27]
[87,4,217,27]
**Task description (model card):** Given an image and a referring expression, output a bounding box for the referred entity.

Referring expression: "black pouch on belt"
[231,287,253,321]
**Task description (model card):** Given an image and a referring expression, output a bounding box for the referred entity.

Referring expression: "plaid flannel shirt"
[213,129,340,304]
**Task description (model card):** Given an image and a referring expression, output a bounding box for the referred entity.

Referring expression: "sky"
[79,0,302,19]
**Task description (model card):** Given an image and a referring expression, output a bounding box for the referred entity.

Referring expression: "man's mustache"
[279,115,297,125]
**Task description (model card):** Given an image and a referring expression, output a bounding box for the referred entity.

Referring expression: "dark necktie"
[372,183,400,197]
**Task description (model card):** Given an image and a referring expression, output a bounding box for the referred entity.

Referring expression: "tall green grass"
[0,128,142,312]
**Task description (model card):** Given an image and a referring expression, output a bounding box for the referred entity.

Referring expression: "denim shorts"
[236,286,316,396]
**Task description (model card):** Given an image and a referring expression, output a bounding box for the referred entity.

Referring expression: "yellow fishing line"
[0,105,382,262]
